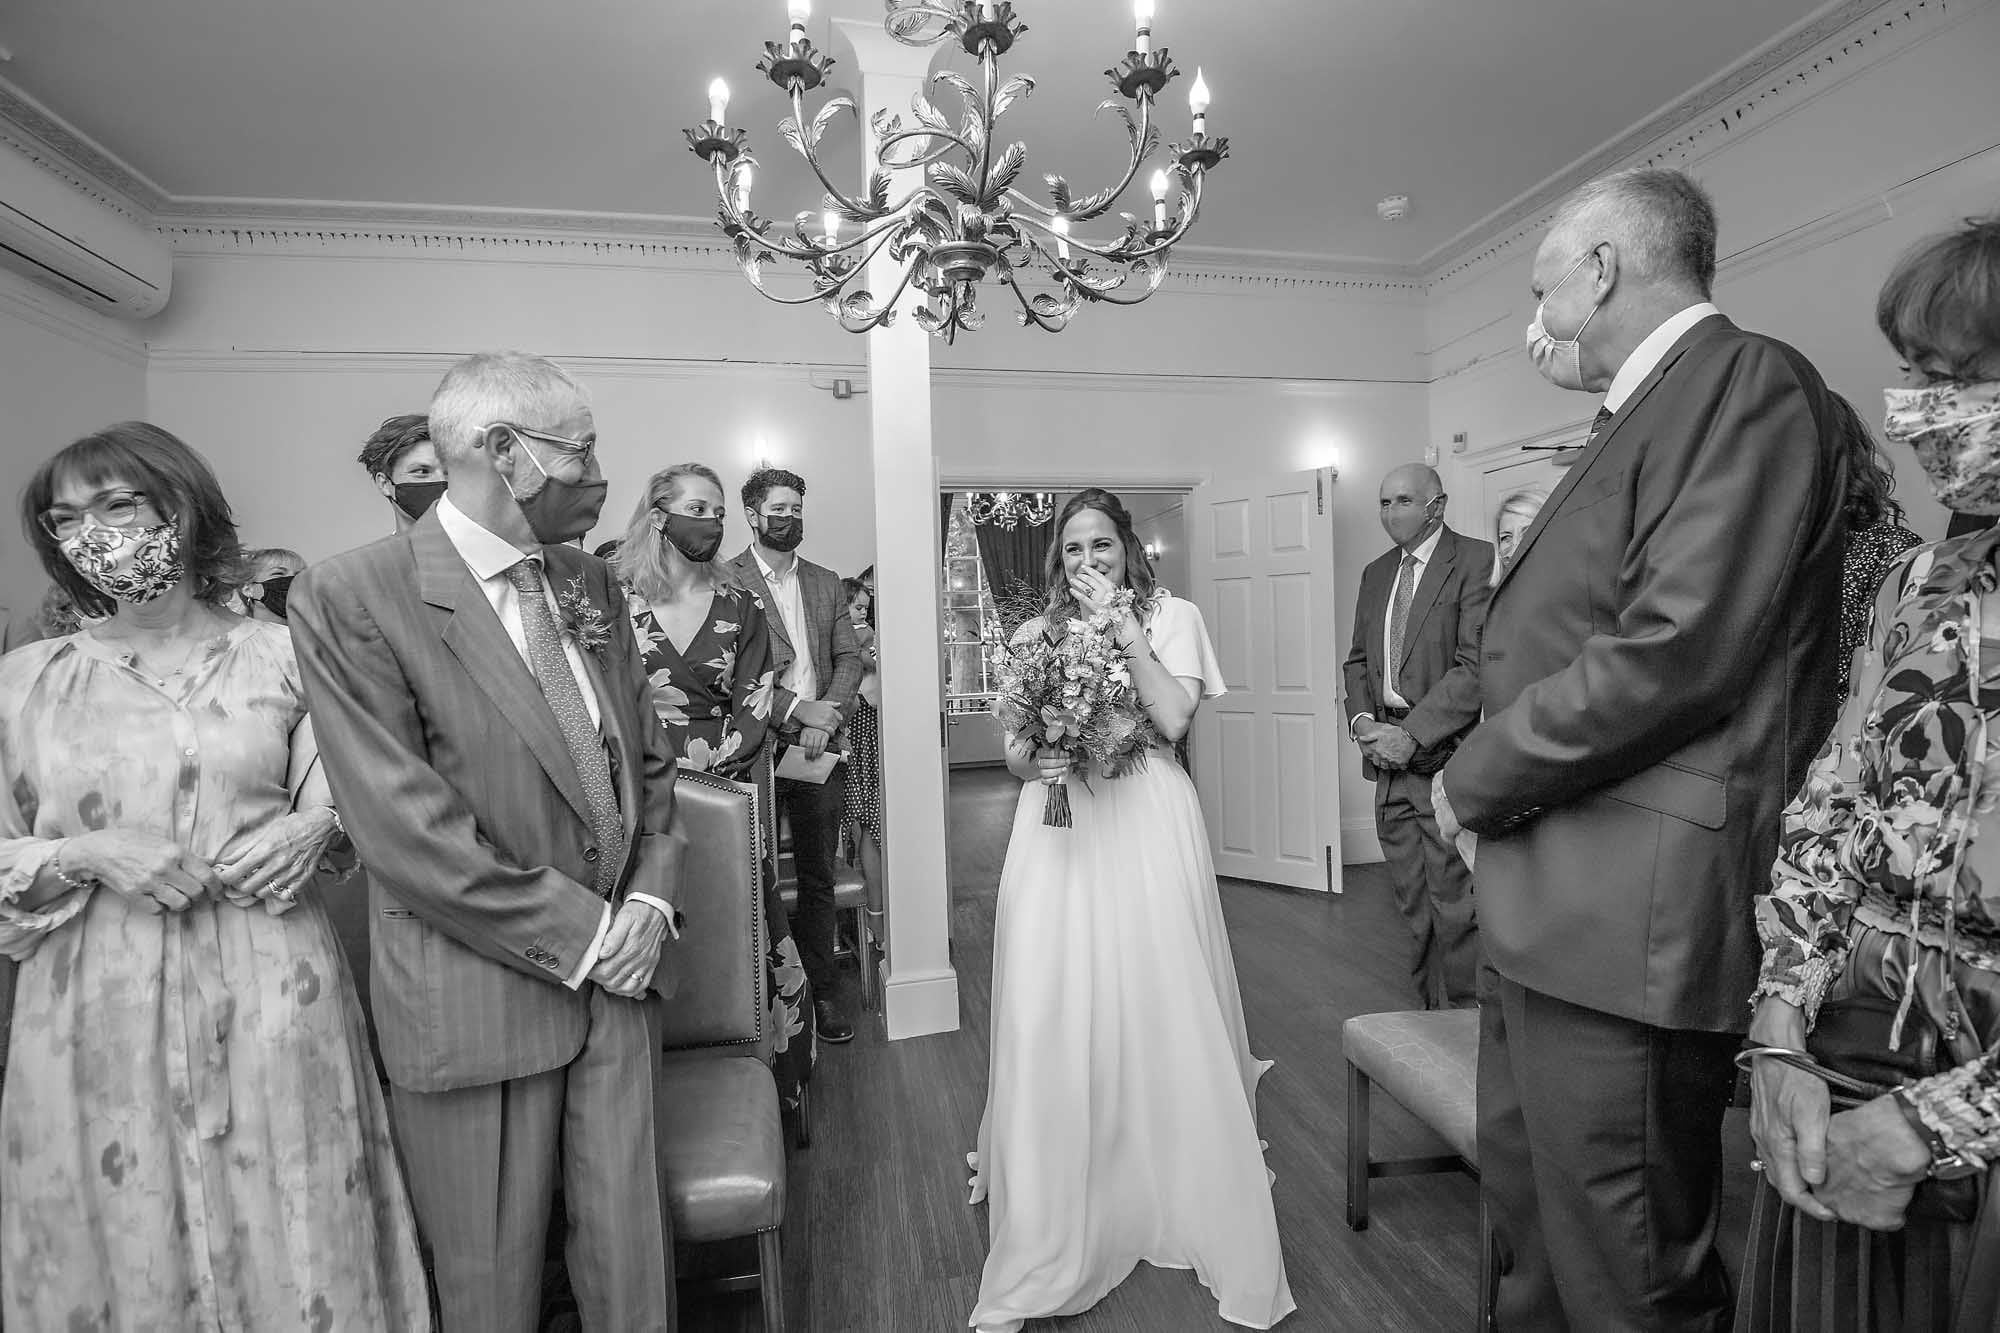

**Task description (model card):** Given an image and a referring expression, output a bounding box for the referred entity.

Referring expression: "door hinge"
[1316,472,1325,515]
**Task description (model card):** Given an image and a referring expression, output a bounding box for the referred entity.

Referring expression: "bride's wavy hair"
[1041,487,1158,625]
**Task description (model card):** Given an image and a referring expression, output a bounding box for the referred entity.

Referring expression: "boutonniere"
[555,576,613,655]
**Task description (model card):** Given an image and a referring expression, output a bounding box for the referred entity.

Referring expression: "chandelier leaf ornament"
[684,0,1229,341]
[967,491,1055,529]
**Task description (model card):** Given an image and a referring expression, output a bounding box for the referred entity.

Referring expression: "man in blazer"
[1343,465,1491,1009]
[290,352,687,1332]
[1440,170,1846,1329]
[723,466,865,1041]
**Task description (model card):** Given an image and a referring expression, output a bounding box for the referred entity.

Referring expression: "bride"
[968,489,1295,1332]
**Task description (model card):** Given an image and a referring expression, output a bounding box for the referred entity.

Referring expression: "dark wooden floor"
[679,768,1756,1332]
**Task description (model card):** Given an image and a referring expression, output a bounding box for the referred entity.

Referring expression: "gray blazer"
[289,510,689,1092]
[721,547,865,734]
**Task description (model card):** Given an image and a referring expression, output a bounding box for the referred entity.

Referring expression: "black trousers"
[1373,766,1479,1008]
[1479,970,1741,1331]
[777,766,847,999]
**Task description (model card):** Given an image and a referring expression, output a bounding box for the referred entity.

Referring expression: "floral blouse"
[1757,531,2000,1163]
[626,582,777,778]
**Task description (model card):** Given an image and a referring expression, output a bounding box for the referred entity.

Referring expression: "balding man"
[1342,463,1491,1009]
[290,351,685,1330]
[1441,170,1845,1328]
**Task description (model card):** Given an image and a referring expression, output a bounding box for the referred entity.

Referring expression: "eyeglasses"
[40,489,158,541]
[486,422,598,465]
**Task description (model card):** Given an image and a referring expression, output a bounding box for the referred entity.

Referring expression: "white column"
[834,16,959,1039]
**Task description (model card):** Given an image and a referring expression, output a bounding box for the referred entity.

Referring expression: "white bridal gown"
[969,596,1295,1332]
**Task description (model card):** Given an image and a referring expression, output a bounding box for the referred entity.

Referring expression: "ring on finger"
[1749,1159,1765,1172]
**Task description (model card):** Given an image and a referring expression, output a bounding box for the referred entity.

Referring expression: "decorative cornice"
[0,267,148,367]
[0,76,166,221]
[1424,0,1967,288]
[157,213,1428,300]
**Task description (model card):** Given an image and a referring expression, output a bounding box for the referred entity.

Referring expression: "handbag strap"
[1736,1045,1896,1102]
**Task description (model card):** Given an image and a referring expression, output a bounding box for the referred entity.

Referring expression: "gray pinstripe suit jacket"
[290,510,689,1092]
[721,547,865,733]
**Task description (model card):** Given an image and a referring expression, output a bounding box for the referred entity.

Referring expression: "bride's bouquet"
[994,587,1164,827]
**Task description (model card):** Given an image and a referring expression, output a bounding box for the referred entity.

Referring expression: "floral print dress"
[1758,531,2000,1166]
[627,582,815,1108]
[0,621,430,1331]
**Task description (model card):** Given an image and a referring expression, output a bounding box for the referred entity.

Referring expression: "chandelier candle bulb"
[822,209,840,245]
[1150,169,1170,229]
[708,78,729,126]
[787,0,809,38]
[1134,0,1155,53]
[1189,67,1210,136]
[734,163,754,212]
[1052,215,1071,261]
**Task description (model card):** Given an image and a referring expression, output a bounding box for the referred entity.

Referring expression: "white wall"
[0,270,149,624]
[1427,0,2000,545]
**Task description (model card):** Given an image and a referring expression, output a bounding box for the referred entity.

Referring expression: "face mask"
[659,511,725,563]
[1885,379,2000,515]
[60,519,186,605]
[393,480,448,521]
[1525,250,1602,391]
[505,433,608,545]
[256,574,295,619]
[759,514,804,553]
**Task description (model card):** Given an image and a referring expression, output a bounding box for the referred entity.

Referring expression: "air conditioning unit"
[0,137,170,318]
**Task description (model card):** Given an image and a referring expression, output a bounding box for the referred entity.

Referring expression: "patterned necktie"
[1591,404,1615,438]
[506,559,624,896]
[1388,552,1418,690]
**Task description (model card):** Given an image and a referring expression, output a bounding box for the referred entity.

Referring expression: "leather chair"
[657,768,788,1333]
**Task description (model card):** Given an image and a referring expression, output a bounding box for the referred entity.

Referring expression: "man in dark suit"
[290,352,687,1332]
[1342,464,1491,1009]
[1440,170,1846,1329]
[723,467,865,1042]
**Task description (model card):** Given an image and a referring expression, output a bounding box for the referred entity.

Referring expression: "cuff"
[782,696,800,725]
[1349,712,1373,735]
[625,892,682,941]
[1906,1055,2000,1167]
[565,904,614,990]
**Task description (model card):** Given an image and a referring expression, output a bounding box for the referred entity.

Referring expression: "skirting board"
[1341,817,1385,866]
[884,966,961,1041]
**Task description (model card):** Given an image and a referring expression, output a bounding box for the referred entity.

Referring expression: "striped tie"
[1388,552,1418,690]
[506,559,624,896]
[1591,404,1614,438]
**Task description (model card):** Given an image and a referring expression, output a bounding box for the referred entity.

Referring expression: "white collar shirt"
[1603,302,1722,413]
[754,548,820,705]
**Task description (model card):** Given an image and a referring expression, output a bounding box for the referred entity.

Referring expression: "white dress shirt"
[436,496,674,990]
[754,548,819,722]
[1378,523,1444,710]
[1603,303,1722,413]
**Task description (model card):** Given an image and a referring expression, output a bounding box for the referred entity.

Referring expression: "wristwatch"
[1892,1087,1986,1180]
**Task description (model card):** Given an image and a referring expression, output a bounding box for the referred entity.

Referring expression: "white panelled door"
[1187,469,1344,893]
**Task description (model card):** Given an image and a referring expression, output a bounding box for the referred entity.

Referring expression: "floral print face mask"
[59,519,186,604]
[1885,379,2000,515]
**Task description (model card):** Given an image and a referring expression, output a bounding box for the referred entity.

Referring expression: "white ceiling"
[1,0,1838,266]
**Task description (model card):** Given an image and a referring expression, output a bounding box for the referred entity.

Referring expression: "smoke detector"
[1377,195,1410,222]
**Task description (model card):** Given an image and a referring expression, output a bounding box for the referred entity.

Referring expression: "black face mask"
[507,442,609,547]
[393,480,448,521]
[759,515,804,553]
[257,574,295,619]
[660,511,725,563]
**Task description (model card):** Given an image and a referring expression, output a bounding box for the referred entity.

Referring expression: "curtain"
[975,515,1054,635]
[942,492,956,556]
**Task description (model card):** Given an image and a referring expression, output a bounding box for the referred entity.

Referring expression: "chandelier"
[967,490,1055,529]
[684,0,1228,340]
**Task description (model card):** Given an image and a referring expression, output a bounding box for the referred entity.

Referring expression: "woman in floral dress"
[0,424,428,1330]
[612,464,815,1111]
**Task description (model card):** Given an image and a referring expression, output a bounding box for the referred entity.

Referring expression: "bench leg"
[1346,1059,1370,1231]
[1477,1198,1498,1331]
[758,1227,786,1333]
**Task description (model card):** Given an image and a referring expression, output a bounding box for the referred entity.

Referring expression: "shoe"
[816,999,854,1044]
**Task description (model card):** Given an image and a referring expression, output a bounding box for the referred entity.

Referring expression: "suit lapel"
[414,516,595,830]
[731,550,793,665]
[1497,314,1728,594]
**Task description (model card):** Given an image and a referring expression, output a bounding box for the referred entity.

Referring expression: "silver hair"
[428,351,589,463]
[1549,168,1718,298]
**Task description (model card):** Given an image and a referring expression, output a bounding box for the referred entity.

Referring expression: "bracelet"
[1733,1044,1811,1071]
[51,843,97,893]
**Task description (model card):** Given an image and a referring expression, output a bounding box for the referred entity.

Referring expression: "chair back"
[656,768,768,1053]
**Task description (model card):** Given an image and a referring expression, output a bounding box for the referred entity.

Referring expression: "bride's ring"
[1749,1159,1764,1173]
[271,885,297,903]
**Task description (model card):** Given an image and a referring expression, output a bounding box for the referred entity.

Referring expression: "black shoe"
[816,1000,854,1044]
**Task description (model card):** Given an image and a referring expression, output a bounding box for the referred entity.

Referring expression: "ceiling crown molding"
[1421,0,1965,288]
[0,75,166,221]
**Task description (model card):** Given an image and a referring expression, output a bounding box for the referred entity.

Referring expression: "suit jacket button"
[583,847,600,864]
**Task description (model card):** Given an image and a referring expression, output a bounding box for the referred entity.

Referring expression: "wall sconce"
[1144,542,1162,560]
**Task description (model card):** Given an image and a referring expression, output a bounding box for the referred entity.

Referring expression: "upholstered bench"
[1343,1008,1494,1329]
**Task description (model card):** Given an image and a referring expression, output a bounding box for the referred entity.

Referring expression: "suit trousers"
[391,986,672,1333]
[1373,767,1479,1008]
[1478,971,1740,1331]
[779,766,847,999]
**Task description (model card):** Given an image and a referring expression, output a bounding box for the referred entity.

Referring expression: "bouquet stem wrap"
[1043,773,1073,828]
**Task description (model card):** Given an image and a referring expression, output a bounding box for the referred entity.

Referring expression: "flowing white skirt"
[968,759,1295,1331]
